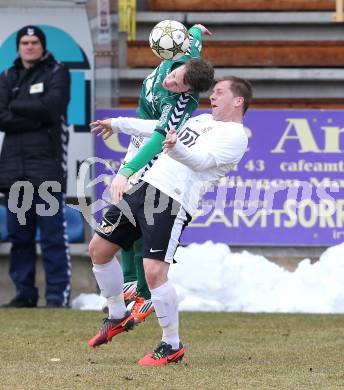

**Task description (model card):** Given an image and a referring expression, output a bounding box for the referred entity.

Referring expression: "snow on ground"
[72,241,344,313]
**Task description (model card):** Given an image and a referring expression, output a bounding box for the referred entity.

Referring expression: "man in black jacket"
[0,25,71,308]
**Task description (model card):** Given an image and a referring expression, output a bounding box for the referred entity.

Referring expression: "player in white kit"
[88,76,253,366]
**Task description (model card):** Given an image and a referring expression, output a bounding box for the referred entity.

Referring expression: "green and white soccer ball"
[149,20,190,61]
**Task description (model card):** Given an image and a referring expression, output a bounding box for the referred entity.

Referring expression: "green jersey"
[137,25,202,123]
[120,26,203,178]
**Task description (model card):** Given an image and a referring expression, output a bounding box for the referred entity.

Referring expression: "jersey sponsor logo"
[178,127,200,147]
[158,103,172,128]
[144,68,163,108]
[144,68,158,104]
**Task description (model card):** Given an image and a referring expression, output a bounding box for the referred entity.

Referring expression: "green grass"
[0,310,344,389]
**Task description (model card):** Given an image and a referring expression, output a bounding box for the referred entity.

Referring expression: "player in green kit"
[90,23,213,331]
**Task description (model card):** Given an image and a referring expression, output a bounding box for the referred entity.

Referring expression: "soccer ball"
[149,20,190,61]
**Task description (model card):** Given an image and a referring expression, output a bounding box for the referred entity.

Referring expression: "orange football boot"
[88,311,135,347]
[138,341,185,366]
[131,297,154,324]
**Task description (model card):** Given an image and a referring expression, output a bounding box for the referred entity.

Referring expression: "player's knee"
[88,237,97,262]
[144,261,167,289]
[89,234,120,264]
[144,264,159,287]
[88,235,105,264]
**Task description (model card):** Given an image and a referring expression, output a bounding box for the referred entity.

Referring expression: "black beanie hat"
[16,25,46,51]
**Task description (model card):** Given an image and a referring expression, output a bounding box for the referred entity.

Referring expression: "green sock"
[121,246,136,283]
[133,238,151,300]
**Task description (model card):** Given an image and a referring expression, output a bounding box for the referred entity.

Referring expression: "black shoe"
[1,297,37,308]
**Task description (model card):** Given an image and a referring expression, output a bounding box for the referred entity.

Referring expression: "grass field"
[1,309,344,389]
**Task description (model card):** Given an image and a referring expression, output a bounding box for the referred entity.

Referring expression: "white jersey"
[111,117,154,187]
[112,113,248,216]
[121,135,148,187]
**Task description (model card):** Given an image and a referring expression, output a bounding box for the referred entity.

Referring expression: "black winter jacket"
[0,51,70,193]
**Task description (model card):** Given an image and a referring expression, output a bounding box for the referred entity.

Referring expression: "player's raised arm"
[90,117,158,140]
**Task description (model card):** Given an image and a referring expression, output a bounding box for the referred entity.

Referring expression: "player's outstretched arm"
[90,117,158,139]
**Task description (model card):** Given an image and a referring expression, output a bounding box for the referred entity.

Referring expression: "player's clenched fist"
[111,174,129,203]
[163,129,177,153]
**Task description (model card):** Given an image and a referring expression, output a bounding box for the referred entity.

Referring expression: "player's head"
[162,58,214,93]
[210,76,253,121]
[183,58,214,92]
[16,25,46,68]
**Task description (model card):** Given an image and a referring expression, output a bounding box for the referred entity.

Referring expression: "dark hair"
[217,76,253,114]
[183,58,214,93]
